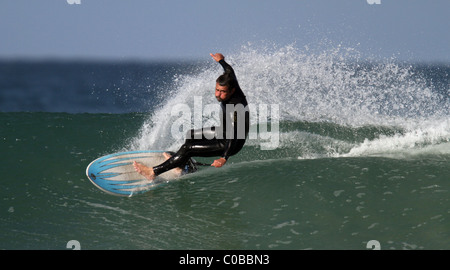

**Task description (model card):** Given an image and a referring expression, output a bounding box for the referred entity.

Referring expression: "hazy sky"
[1,0,449,62]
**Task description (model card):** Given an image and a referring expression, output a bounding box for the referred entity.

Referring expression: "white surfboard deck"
[86,150,182,197]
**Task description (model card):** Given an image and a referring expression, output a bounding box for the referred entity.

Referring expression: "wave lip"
[344,120,450,159]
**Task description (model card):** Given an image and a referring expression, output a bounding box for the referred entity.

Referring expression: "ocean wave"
[128,44,449,161]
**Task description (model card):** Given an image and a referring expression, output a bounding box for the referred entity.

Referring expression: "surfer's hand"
[211,158,227,168]
[210,53,224,62]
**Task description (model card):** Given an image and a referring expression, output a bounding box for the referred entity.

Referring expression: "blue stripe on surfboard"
[86,150,167,196]
[90,150,165,173]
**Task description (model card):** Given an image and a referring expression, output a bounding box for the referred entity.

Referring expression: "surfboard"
[86,150,188,197]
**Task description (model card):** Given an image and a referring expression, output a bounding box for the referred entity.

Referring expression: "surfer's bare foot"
[133,161,156,181]
[163,152,183,175]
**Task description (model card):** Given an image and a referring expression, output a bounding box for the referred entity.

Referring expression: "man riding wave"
[133,53,250,180]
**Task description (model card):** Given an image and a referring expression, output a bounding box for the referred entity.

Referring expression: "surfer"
[133,53,250,180]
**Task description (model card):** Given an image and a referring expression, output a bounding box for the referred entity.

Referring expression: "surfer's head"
[215,74,236,102]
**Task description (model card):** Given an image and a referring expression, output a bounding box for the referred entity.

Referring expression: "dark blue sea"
[1,46,449,250]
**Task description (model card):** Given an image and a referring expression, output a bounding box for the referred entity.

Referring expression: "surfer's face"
[215,83,235,102]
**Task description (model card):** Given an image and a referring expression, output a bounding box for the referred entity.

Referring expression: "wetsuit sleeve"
[217,59,248,161]
[221,110,238,160]
[219,59,238,161]
[222,142,234,160]
[219,59,237,80]
[219,59,246,98]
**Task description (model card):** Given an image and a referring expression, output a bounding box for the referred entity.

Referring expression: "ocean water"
[1,46,449,250]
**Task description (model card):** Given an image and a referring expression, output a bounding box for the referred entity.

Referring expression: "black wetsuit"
[153,59,249,175]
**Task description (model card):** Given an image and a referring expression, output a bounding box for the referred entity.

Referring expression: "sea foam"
[129,44,449,159]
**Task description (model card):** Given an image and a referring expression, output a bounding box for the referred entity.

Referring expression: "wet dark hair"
[216,73,237,91]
